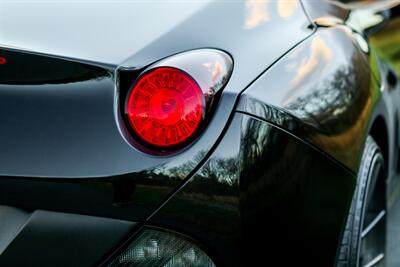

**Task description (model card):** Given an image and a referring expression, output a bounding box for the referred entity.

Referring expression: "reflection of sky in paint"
[203,60,223,83]
[0,0,210,64]
[244,0,270,29]
[277,0,298,18]
[290,37,333,88]
[244,0,299,29]
[279,34,341,108]
[282,36,360,125]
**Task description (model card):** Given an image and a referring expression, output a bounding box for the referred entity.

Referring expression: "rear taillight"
[0,56,6,65]
[126,67,204,148]
[122,49,233,151]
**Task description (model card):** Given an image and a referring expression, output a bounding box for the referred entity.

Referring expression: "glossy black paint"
[0,48,226,221]
[149,113,355,267]
[0,0,312,180]
[302,0,349,25]
[0,207,135,267]
[0,0,399,266]
[0,0,314,240]
[237,25,378,172]
[0,2,316,264]
[238,2,400,192]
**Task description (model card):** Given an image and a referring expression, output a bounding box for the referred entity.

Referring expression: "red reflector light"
[0,57,6,65]
[126,67,204,148]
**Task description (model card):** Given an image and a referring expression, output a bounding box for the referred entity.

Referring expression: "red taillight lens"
[126,67,204,148]
[0,56,6,65]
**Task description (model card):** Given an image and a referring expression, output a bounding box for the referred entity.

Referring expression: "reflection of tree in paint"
[285,58,369,134]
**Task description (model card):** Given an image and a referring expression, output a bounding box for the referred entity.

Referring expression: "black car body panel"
[0,0,313,228]
[0,0,399,266]
[237,25,380,172]
[0,206,135,266]
[0,0,312,178]
[149,113,355,267]
[239,2,400,200]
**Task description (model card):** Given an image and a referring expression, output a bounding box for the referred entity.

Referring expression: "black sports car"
[0,0,399,266]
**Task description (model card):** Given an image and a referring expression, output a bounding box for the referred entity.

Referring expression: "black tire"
[337,136,387,267]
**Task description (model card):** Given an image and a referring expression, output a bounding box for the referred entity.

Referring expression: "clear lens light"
[108,229,216,267]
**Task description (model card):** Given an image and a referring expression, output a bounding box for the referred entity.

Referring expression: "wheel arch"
[369,115,389,170]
